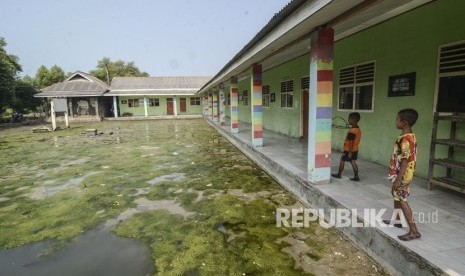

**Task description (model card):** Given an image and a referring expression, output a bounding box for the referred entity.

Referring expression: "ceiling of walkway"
[200,0,433,91]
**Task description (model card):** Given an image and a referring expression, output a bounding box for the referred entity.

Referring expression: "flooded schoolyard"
[0,119,387,275]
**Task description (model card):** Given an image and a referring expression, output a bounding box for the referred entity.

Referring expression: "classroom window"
[280,80,294,108]
[190,97,201,105]
[262,85,270,107]
[128,99,139,107]
[149,98,159,107]
[338,61,375,111]
[242,90,248,107]
[436,41,465,112]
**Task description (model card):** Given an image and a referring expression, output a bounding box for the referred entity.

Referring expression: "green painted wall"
[332,0,465,178]
[261,56,309,137]
[118,96,202,116]
[237,78,252,124]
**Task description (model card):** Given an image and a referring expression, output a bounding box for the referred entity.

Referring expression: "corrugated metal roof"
[37,71,110,97]
[105,90,198,96]
[111,76,212,90]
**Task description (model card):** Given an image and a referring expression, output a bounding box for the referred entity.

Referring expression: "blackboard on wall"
[388,72,416,97]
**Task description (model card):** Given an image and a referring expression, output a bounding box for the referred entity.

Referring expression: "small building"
[36,71,112,120]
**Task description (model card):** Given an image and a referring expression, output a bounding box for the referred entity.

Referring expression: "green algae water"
[0,119,387,275]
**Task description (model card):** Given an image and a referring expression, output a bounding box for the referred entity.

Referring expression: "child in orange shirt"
[332,112,361,181]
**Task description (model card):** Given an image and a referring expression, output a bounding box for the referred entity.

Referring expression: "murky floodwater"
[0,119,387,275]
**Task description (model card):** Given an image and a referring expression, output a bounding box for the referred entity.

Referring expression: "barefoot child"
[332,112,361,181]
[389,109,421,241]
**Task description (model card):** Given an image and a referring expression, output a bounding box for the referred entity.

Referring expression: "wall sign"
[388,72,416,97]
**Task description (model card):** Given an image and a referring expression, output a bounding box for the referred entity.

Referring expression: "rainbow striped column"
[212,90,218,122]
[219,88,225,126]
[230,77,239,134]
[251,64,263,147]
[308,28,334,184]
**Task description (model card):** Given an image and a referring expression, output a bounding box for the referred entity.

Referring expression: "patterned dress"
[389,133,417,201]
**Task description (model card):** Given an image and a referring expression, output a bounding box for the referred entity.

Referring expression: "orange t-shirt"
[343,127,361,152]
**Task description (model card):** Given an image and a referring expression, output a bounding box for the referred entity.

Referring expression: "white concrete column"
[94,98,100,120]
[113,96,118,118]
[51,99,57,131]
[144,96,148,117]
[64,111,69,128]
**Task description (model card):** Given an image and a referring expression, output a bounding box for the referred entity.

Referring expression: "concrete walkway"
[207,117,465,276]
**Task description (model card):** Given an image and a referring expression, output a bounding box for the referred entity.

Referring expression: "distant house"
[107,76,211,118]
[35,73,211,120]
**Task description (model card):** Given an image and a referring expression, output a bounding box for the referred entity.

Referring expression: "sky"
[0,0,290,78]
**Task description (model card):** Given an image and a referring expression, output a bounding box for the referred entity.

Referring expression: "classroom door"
[180,98,187,113]
[167,98,174,115]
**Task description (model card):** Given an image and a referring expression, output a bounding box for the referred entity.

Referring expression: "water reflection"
[0,224,154,276]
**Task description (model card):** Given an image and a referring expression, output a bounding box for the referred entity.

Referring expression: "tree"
[0,37,22,113]
[12,79,44,113]
[35,65,66,89]
[90,57,149,84]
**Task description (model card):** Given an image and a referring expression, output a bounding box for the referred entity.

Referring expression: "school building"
[200,1,465,274]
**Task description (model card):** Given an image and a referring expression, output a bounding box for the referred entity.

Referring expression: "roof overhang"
[105,89,198,96]
[35,92,107,97]
[198,0,433,94]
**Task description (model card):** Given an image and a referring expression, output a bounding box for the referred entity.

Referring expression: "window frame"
[148,98,160,107]
[262,85,270,108]
[127,98,140,108]
[434,40,465,113]
[242,90,248,107]
[280,80,294,109]
[190,97,201,106]
[337,61,376,113]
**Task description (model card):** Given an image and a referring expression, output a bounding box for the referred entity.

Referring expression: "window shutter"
[355,62,375,84]
[339,67,355,85]
[280,80,294,92]
[301,77,309,90]
[439,42,465,74]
